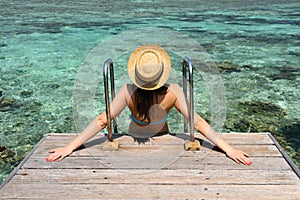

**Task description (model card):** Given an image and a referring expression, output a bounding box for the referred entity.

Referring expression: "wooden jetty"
[1,132,299,199]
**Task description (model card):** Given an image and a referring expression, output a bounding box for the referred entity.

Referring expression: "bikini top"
[130,113,168,125]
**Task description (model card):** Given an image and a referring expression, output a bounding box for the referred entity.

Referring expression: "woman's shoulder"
[167,83,183,91]
[167,84,184,97]
[122,83,183,95]
[123,83,137,96]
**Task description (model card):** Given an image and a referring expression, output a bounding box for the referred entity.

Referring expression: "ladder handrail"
[103,58,118,142]
[182,57,195,142]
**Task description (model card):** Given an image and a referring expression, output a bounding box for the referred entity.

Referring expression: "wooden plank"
[1,184,300,199]
[43,132,274,145]
[33,134,281,157]
[33,143,282,157]
[10,169,300,185]
[22,156,290,170]
[1,133,300,200]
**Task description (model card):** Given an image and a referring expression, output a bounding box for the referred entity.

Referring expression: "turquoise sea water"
[0,0,299,182]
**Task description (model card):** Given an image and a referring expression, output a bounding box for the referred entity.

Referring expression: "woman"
[47,44,252,165]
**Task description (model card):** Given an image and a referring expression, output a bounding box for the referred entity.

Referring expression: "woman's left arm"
[194,114,252,165]
[171,84,252,165]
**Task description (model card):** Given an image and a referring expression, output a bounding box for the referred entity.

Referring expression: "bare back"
[103,83,190,136]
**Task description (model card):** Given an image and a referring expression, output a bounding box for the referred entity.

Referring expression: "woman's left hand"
[226,148,252,165]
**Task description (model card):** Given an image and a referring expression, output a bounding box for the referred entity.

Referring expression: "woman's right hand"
[46,147,73,162]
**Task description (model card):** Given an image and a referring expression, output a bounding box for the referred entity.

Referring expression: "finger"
[57,154,66,162]
[48,149,56,153]
[46,152,56,162]
[244,158,253,166]
[240,155,249,165]
[239,157,247,165]
[243,151,250,158]
[232,157,240,164]
[49,153,62,162]
[46,154,57,162]
[239,156,252,166]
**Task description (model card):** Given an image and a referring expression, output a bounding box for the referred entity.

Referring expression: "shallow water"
[0,0,299,182]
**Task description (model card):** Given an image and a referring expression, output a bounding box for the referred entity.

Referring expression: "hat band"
[135,62,165,88]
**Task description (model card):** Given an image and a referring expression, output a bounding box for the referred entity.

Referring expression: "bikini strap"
[130,114,168,125]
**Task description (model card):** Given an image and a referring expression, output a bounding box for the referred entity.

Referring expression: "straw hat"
[128,44,171,90]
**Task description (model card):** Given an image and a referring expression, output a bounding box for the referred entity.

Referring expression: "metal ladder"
[103,57,196,144]
[103,58,118,142]
[182,57,195,142]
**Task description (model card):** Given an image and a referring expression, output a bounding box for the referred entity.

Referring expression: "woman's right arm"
[46,84,130,162]
[46,112,107,162]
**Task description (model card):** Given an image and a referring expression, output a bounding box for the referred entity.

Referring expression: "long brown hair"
[134,85,168,123]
